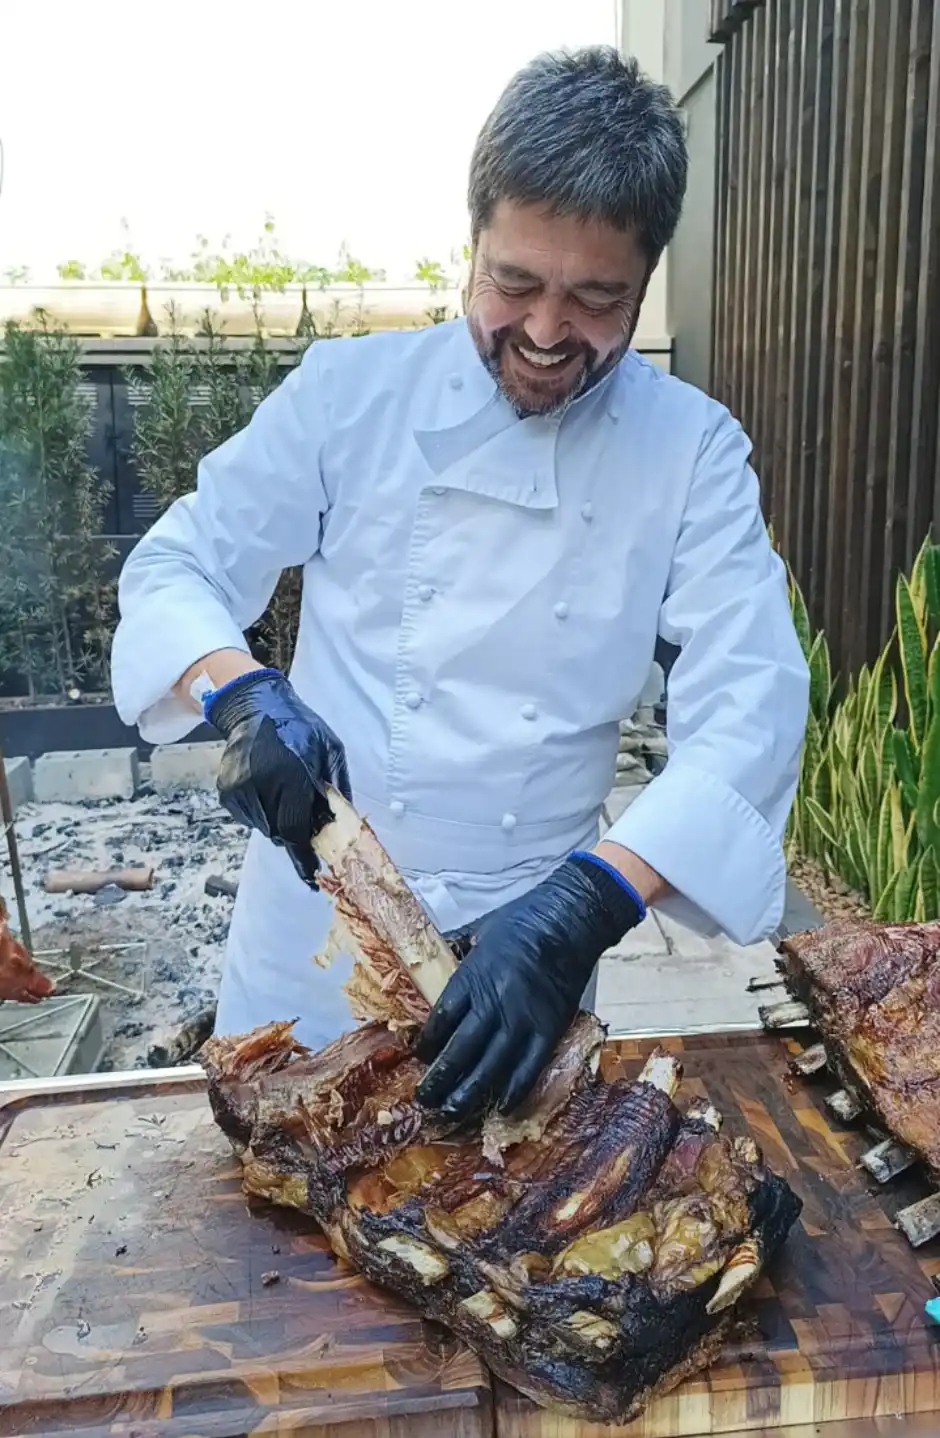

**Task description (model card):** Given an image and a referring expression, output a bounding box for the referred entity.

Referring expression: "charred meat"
[779,920,940,1172]
[201,790,801,1424]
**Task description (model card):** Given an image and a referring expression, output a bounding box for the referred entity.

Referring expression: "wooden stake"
[43,867,154,895]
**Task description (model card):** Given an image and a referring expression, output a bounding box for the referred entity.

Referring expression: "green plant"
[0,316,115,698]
[128,306,206,513]
[786,539,940,920]
[57,260,87,281]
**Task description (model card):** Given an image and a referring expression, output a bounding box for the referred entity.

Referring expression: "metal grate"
[0,995,103,1079]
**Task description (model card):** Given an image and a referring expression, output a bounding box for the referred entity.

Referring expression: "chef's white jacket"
[112,319,809,1046]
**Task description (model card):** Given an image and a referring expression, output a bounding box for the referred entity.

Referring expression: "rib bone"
[705,1237,762,1315]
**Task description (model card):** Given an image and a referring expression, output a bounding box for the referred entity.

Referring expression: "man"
[112,47,808,1122]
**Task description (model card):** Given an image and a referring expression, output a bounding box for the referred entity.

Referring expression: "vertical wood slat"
[841,1,893,675]
[797,0,837,626]
[711,0,940,679]
[770,4,801,554]
[756,0,791,527]
[862,0,913,659]
[783,1,818,586]
[822,0,868,664]
[883,0,935,636]
[715,50,735,405]
[916,1,940,549]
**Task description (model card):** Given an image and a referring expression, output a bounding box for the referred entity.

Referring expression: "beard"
[467,315,629,419]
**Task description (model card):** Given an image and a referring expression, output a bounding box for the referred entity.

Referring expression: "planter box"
[0,701,215,761]
[0,284,144,337]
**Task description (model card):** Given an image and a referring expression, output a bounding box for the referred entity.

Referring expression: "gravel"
[1,787,248,1072]
[787,854,870,924]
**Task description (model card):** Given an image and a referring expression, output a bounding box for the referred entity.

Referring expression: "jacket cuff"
[603,761,785,946]
[111,603,251,744]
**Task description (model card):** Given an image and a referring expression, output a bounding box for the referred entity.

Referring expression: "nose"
[523,295,570,351]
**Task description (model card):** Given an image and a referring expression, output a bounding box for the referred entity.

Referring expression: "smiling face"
[466,200,652,417]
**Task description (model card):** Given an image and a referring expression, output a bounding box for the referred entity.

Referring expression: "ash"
[1,786,248,1073]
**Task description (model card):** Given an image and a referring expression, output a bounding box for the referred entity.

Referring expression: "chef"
[112,45,808,1122]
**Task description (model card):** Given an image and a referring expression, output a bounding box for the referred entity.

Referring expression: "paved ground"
[594,786,800,1037]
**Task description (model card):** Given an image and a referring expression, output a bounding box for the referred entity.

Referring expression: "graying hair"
[468,47,688,263]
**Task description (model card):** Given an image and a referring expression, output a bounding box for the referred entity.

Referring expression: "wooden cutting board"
[496,1031,940,1437]
[4,1031,940,1438]
[0,1073,492,1438]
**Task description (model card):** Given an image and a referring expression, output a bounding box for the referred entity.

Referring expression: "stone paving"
[595,785,787,1036]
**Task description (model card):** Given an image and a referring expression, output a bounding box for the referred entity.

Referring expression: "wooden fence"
[709,0,940,678]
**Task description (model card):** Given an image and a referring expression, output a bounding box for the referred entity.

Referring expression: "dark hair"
[468,46,688,262]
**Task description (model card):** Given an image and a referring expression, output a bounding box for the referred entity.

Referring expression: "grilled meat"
[200,789,801,1423]
[203,1022,800,1422]
[779,920,940,1172]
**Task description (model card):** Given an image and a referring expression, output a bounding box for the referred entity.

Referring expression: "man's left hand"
[415,853,645,1122]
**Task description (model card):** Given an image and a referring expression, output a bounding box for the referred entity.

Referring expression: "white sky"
[0,0,619,283]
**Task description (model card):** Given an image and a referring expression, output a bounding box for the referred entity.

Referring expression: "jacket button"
[521,703,537,721]
[431,486,446,497]
[417,583,434,602]
[581,502,594,521]
[553,601,569,620]
[448,373,464,390]
[389,799,405,818]
[501,812,517,832]
[404,691,422,710]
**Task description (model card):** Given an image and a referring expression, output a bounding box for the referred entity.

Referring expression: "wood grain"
[0,1079,492,1438]
[4,1031,940,1438]
[497,1032,940,1437]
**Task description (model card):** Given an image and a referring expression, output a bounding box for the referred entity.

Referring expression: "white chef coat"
[112,319,809,1047]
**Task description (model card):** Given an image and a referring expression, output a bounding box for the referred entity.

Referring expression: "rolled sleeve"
[605,407,809,945]
[111,343,330,743]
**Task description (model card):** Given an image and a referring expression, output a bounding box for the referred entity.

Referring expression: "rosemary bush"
[128,311,312,668]
[0,317,115,698]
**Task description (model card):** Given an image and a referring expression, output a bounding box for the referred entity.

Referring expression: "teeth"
[517,345,568,368]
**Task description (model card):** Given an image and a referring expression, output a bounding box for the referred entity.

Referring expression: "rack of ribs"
[200,790,802,1423]
[775,920,940,1245]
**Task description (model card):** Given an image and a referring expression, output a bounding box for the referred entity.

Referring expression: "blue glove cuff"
[569,849,647,922]
[202,667,282,724]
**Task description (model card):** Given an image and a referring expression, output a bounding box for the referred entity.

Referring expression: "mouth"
[508,343,585,382]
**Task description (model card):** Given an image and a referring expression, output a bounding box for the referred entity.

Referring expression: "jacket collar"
[412,322,623,510]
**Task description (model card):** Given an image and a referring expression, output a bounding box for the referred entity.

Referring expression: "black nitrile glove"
[415,852,645,1123]
[205,668,351,887]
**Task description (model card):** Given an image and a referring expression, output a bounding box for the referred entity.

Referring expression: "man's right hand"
[205,669,351,886]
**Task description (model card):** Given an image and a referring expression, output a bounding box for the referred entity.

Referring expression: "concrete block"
[33,748,139,803]
[3,756,33,813]
[151,740,225,793]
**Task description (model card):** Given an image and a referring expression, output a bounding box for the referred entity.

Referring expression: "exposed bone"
[859,1137,917,1184]
[460,1289,518,1339]
[790,1042,828,1076]
[565,1310,619,1350]
[637,1049,682,1099]
[747,974,785,992]
[376,1235,450,1283]
[705,1238,762,1315]
[896,1192,940,1247]
[311,787,458,1020]
[686,1102,722,1132]
[825,1087,864,1123]
[759,998,811,1029]
[552,1212,657,1280]
[731,1136,760,1165]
